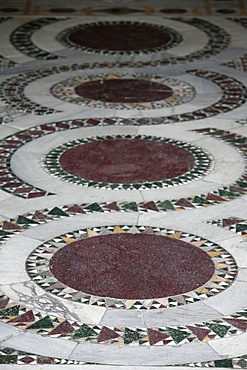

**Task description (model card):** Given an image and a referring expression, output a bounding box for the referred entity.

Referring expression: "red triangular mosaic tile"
[175,198,195,208]
[8,310,35,323]
[66,205,86,214]
[97,326,120,342]
[224,318,247,331]
[187,326,211,341]
[148,328,169,345]
[49,320,74,336]
[104,202,120,211]
[142,201,159,211]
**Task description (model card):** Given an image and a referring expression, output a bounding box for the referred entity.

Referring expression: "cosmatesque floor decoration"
[0,2,247,369]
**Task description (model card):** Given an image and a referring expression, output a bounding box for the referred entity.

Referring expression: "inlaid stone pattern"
[228,17,247,28]
[26,225,237,310]
[222,18,247,72]
[50,233,214,299]
[0,347,84,365]
[0,56,16,71]
[8,17,231,63]
[0,7,247,368]
[0,210,244,347]
[223,54,247,72]
[3,348,247,367]
[237,118,247,125]
[0,123,246,204]
[43,135,213,190]
[208,218,247,237]
[9,17,64,60]
[56,20,182,55]
[184,356,247,368]
[1,286,246,346]
[0,346,246,367]
[0,67,245,118]
[50,73,195,110]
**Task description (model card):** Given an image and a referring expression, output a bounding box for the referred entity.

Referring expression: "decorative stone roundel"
[43,135,213,190]
[56,21,182,55]
[50,73,195,110]
[26,225,238,310]
[50,232,215,300]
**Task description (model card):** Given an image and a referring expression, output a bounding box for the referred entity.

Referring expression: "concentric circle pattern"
[0,7,247,369]
[26,225,237,309]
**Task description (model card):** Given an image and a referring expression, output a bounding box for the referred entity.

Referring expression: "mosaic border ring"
[26,225,238,311]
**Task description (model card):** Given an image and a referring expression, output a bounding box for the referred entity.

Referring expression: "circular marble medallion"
[50,74,195,110]
[26,225,238,310]
[59,138,195,183]
[74,79,174,103]
[56,21,182,55]
[50,233,214,300]
[44,135,213,190]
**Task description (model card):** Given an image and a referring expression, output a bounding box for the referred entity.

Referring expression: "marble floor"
[0,1,247,369]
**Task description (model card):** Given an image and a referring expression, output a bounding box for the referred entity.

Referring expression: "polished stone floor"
[0,1,247,369]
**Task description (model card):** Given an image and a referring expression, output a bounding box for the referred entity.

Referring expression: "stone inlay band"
[56,21,182,55]
[50,233,214,300]
[43,135,213,190]
[9,18,62,60]
[50,73,195,110]
[26,225,238,310]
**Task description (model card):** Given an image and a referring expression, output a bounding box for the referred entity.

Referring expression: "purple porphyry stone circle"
[68,23,172,51]
[74,78,174,103]
[59,138,195,183]
[50,233,215,300]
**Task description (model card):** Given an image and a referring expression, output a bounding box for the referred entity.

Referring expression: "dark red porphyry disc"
[50,233,214,300]
[74,79,173,103]
[68,23,172,51]
[59,138,195,183]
